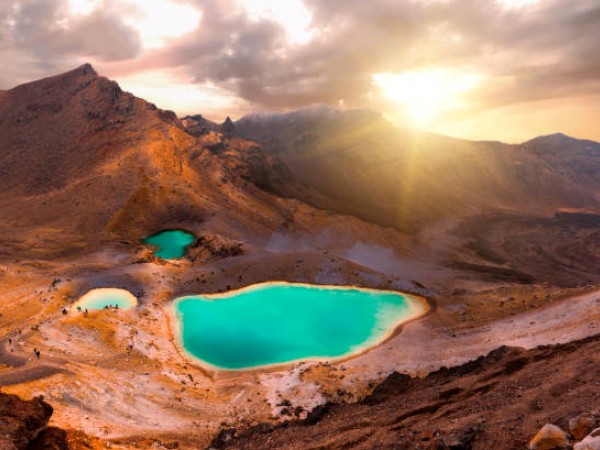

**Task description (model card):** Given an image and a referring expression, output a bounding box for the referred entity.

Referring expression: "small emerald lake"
[144,230,195,259]
[171,282,428,370]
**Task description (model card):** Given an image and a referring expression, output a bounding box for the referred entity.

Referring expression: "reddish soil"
[211,334,600,450]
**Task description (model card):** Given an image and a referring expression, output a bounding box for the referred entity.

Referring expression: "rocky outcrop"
[529,424,570,450]
[0,392,66,450]
[209,333,600,450]
[187,231,243,263]
[526,422,600,450]
[221,117,235,139]
[181,114,221,136]
[570,416,598,442]
[575,428,600,450]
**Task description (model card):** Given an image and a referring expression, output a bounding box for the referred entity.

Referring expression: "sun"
[372,69,481,125]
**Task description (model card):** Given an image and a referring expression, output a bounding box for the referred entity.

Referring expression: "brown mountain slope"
[234,107,600,232]
[0,65,335,259]
[211,333,600,450]
[0,64,198,236]
[233,107,600,286]
[0,64,179,193]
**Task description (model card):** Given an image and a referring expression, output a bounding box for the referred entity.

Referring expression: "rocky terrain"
[210,333,600,450]
[0,392,67,449]
[0,66,598,449]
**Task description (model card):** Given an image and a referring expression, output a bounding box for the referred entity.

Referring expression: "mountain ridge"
[233,106,600,232]
[235,105,596,146]
[0,64,405,260]
[0,64,292,253]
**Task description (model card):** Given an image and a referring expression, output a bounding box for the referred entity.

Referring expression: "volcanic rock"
[210,334,600,450]
[529,424,570,450]
[0,393,63,450]
[570,416,598,441]
[575,428,600,450]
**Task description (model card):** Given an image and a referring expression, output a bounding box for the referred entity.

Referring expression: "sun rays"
[372,69,482,125]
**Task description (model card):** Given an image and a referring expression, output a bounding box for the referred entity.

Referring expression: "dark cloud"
[158,0,422,108]
[1,0,142,75]
[149,0,600,112]
[1,0,600,119]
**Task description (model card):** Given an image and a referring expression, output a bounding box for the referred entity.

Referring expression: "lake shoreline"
[168,281,431,373]
[71,287,138,311]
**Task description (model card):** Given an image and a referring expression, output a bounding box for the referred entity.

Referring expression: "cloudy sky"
[1,0,599,142]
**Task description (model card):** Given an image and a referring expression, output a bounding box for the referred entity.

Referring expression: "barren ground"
[1,214,598,449]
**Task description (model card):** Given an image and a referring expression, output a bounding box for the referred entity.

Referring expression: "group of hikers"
[5,299,124,363]
[4,337,41,359]
[61,304,120,316]
[63,306,89,316]
[4,295,127,364]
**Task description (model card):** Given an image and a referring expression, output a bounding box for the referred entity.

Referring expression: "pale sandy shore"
[346,288,600,375]
[71,287,138,311]
[258,288,600,419]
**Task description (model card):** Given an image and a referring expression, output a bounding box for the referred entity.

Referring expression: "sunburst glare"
[372,69,482,125]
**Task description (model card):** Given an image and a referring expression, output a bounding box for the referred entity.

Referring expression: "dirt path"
[0,364,68,386]
[0,340,28,367]
[0,341,69,386]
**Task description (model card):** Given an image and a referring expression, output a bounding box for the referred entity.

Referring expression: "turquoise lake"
[144,230,195,259]
[172,282,426,370]
[73,288,138,310]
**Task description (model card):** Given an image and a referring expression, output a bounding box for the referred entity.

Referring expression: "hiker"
[62,308,67,315]
[35,349,40,359]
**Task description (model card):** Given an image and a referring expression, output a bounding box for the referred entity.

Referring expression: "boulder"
[132,247,156,264]
[0,393,53,449]
[529,423,570,450]
[570,415,598,441]
[574,428,600,450]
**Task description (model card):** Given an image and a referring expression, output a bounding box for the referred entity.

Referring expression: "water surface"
[73,288,137,310]
[144,230,195,259]
[172,282,427,370]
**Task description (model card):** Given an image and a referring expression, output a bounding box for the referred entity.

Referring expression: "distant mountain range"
[0,65,598,285]
[234,105,600,232]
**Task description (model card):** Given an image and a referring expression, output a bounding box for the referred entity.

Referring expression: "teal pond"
[73,288,138,310]
[144,230,195,259]
[171,282,428,370]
